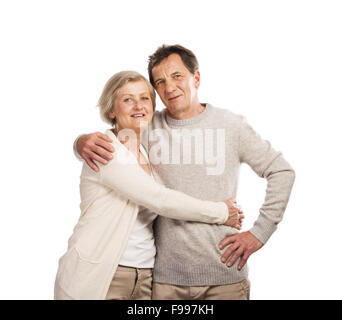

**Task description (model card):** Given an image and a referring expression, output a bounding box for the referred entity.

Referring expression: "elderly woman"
[54,71,243,300]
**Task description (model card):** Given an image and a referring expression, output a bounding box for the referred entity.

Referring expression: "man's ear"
[194,70,200,89]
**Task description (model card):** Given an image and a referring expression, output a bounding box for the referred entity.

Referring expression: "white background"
[0,0,341,300]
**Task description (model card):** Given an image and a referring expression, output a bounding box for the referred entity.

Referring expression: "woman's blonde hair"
[97,71,156,126]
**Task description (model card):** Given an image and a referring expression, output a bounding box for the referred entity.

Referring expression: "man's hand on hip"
[77,132,114,172]
[218,231,263,270]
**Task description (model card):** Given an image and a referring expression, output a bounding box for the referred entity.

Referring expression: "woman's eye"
[141,97,149,100]
[124,98,132,102]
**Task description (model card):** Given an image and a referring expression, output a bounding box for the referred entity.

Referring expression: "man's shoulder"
[207,104,245,127]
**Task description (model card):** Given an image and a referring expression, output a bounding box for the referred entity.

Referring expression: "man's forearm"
[249,154,295,244]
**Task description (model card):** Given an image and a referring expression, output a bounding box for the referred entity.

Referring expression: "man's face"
[152,53,200,119]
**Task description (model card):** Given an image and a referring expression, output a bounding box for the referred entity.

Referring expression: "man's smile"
[168,95,182,101]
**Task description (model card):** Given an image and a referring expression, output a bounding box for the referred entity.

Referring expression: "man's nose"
[165,80,176,94]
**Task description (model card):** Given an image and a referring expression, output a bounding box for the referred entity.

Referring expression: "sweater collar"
[163,103,211,127]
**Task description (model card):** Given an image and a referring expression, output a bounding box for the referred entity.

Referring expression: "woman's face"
[109,80,154,133]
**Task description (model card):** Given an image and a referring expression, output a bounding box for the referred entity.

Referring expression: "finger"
[227,248,244,267]
[235,225,241,231]
[221,242,240,263]
[85,157,99,172]
[232,206,240,212]
[229,206,240,214]
[237,252,250,270]
[228,198,237,206]
[229,211,239,218]
[89,151,109,165]
[95,137,115,153]
[234,220,242,230]
[93,146,113,161]
[219,235,236,250]
[96,132,113,143]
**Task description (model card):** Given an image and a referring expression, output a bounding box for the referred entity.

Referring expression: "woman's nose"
[133,102,144,110]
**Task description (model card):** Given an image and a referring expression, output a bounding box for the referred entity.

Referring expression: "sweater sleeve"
[97,143,228,225]
[73,134,84,161]
[238,117,295,244]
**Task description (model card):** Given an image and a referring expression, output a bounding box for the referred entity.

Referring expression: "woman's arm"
[93,144,230,225]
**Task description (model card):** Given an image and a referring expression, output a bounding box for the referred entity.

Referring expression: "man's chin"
[165,105,189,119]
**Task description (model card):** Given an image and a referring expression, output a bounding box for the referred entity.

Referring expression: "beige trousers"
[152,279,250,300]
[105,265,153,300]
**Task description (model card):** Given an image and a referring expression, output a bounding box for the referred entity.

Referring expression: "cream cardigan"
[54,129,228,300]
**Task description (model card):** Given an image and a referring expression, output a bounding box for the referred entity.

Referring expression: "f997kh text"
[171,304,214,315]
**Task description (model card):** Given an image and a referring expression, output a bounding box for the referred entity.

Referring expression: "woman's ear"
[109,110,116,120]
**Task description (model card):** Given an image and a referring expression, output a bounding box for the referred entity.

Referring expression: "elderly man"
[74,44,295,300]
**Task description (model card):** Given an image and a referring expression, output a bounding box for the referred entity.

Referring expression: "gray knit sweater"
[141,103,295,286]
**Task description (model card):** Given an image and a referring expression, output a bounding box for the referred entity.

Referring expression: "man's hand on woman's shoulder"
[77,132,114,172]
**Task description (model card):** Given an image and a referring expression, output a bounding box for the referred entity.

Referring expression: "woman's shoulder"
[104,128,120,147]
[103,129,139,165]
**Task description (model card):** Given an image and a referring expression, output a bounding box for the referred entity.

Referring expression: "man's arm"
[219,117,295,270]
[74,133,114,171]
